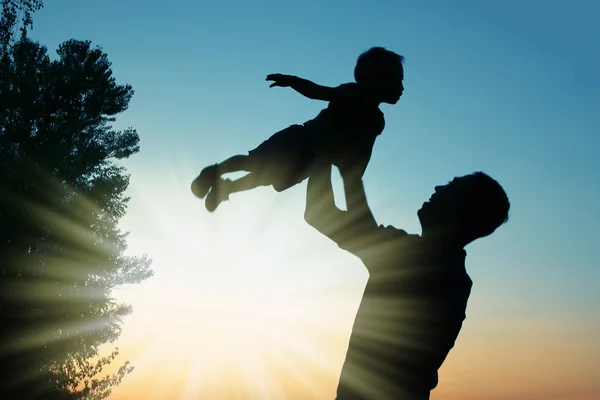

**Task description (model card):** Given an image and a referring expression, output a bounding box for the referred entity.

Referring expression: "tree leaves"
[0,6,153,398]
[0,0,43,46]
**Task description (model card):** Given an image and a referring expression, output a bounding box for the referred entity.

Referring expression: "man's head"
[418,172,510,246]
[354,47,404,104]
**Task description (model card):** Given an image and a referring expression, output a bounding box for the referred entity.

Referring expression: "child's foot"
[191,164,219,198]
[205,179,231,212]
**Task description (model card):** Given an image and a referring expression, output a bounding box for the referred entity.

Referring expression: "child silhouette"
[191,47,405,211]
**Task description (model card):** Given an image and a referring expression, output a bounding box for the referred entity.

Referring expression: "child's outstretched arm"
[266,73,338,102]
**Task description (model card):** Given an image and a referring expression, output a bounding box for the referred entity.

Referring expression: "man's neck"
[421,229,465,251]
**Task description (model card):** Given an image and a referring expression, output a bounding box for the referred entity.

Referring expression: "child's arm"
[266,73,339,102]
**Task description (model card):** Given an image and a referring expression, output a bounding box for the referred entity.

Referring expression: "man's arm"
[304,162,346,236]
[340,168,378,229]
[336,137,377,220]
[266,74,341,101]
[305,161,413,271]
[304,161,378,249]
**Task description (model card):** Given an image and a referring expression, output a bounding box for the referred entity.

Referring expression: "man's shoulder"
[379,224,417,237]
[340,225,422,272]
[374,225,421,246]
[334,223,418,255]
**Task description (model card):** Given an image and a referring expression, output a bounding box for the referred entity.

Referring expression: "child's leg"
[191,154,253,199]
[205,172,270,211]
[216,155,253,174]
[224,171,270,194]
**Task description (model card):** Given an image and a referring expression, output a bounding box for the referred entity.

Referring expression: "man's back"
[335,228,472,399]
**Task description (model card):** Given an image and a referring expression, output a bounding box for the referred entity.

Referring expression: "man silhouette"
[304,162,510,399]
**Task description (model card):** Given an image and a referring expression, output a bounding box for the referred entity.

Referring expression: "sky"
[26,0,600,399]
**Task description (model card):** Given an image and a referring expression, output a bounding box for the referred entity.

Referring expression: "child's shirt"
[302,83,385,168]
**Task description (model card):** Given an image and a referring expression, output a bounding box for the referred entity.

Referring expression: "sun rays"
[3,161,432,399]
[101,173,369,399]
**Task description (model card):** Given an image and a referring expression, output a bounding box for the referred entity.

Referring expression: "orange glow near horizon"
[104,278,362,399]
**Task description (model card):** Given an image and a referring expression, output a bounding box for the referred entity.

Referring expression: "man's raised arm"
[304,162,378,247]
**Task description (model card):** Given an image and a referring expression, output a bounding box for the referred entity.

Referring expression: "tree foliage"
[0,2,153,398]
[1,0,43,45]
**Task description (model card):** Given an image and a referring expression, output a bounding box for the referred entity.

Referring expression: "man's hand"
[336,146,370,182]
[266,73,294,88]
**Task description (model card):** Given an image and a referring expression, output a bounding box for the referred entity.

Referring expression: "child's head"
[418,172,510,246]
[354,47,405,104]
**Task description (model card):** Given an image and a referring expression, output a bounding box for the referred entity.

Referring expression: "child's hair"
[354,47,404,84]
[460,172,510,242]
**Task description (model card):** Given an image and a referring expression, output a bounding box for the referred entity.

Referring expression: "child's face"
[378,63,404,104]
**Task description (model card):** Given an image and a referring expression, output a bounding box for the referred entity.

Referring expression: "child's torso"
[302,83,385,147]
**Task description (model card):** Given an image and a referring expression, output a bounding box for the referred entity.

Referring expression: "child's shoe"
[205,179,231,212]
[191,164,219,198]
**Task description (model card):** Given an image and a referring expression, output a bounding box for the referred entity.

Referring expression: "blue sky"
[26,1,600,398]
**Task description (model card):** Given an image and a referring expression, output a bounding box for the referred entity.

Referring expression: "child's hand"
[266,73,294,88]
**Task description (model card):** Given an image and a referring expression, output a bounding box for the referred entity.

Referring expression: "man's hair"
[354,47,404,85]
[460,172,510,242]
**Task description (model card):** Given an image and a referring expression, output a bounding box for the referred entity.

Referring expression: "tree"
[0,3,153,398]
[1,0,43,46]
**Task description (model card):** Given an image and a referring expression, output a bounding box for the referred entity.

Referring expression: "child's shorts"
[248,124,315,192]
